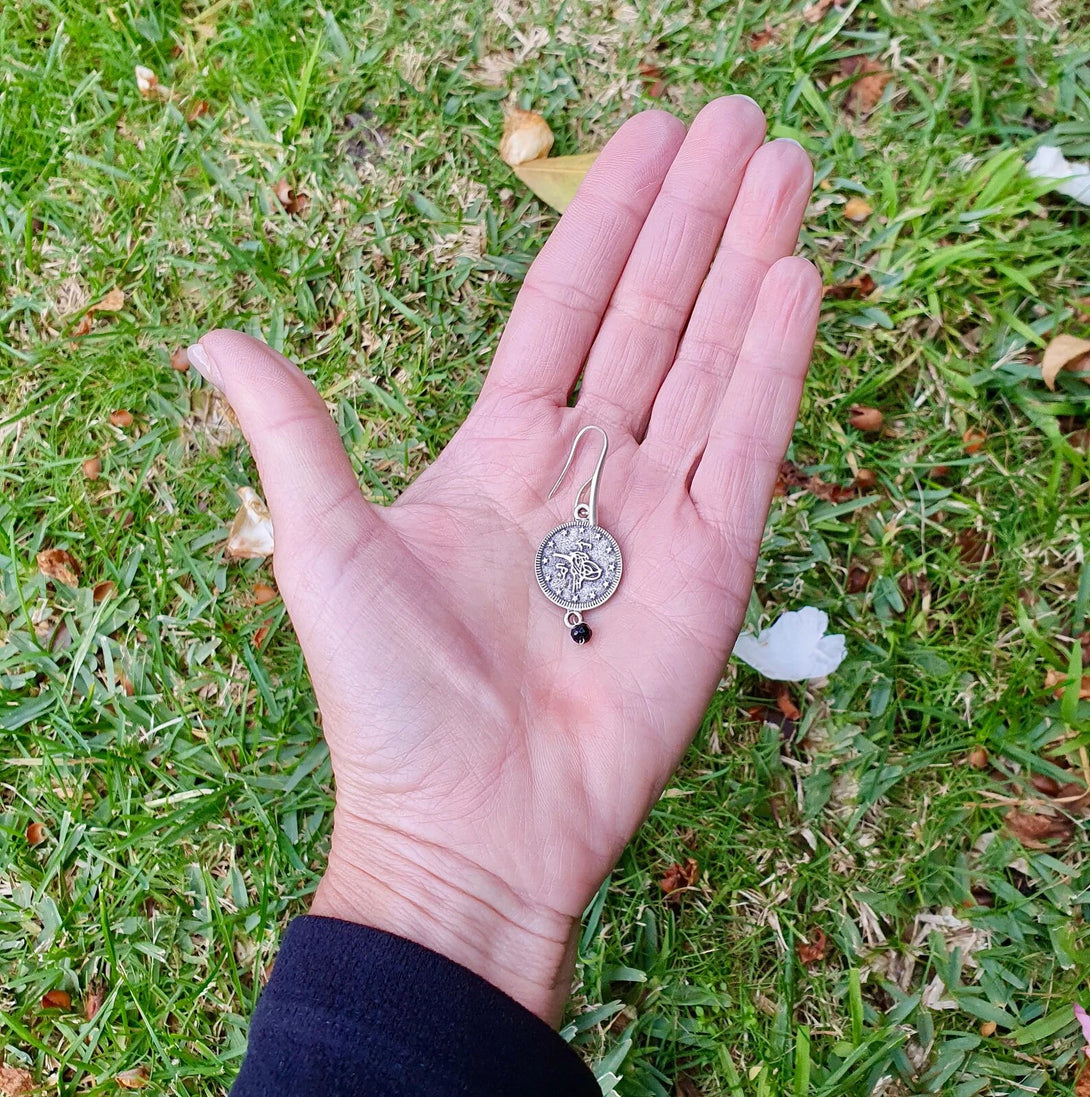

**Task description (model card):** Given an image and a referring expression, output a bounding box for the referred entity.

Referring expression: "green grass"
[2,0,1089,1094]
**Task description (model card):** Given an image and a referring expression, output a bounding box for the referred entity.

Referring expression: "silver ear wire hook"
[535,424,623,645]
[547,424,608,528]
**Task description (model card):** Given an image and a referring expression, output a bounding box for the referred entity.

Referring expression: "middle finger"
[572,95,767,438]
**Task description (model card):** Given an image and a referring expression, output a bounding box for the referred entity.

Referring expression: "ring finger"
[641,137,814,477]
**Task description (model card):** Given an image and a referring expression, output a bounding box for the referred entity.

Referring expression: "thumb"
[188,329,377,572]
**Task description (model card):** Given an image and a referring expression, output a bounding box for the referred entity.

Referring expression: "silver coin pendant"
[535,520,623,613]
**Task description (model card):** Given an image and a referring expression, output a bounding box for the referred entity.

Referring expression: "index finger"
[481,109,685,405]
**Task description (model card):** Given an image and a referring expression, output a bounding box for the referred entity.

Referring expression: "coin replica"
[535,426,623,644]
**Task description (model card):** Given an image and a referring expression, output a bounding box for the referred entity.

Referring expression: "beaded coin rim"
[535,521,622,613]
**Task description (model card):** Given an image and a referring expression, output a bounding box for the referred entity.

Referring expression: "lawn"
[1,0,1089,1094]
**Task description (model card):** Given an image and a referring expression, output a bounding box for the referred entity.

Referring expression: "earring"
[535,425,623,644]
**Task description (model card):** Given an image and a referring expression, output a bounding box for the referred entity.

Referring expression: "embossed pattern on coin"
[536,521,622,612]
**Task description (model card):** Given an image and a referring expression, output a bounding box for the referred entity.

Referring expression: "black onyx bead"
[570,622,592,644]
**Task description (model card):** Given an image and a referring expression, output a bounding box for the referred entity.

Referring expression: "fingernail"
[186,342,223,389]
[733,94,761,108]
[774,137,807,151]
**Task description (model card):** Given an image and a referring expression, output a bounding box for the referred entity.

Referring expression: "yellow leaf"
[1042,333,1090,390]
[512,152,600,213]
[843,197,873,221]
[94,287,125,312]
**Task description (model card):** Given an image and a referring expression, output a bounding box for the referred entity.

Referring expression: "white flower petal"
[812,633,848,676]
[732,607,847,681]
[1026,145,1090,206]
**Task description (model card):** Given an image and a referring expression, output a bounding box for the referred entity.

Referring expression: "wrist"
[309,815,579,1026]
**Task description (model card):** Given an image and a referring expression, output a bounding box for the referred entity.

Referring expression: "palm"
[297,406,739,918]
[198,97,821,1018]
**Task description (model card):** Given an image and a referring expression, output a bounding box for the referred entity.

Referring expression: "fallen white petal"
[135,65,158,96]
[1025,145,1090,206]
[732,607,846,682]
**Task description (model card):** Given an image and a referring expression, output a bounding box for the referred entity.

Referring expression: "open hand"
[189,96,819,1024]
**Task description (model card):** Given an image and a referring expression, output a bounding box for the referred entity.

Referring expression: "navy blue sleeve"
[230,916,599,1096]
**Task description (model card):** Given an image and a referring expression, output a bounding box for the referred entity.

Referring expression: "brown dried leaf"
[898,572,929,601]
[962,426,987,454]
[796,926,828,965]
[71,288,125,335]
[802,0,835,22]
[227,487,275,560]
[659,857,699,903]
[82,456,101,480]
[1003,807,1074,849]
[1044,668,1090,700]
[0,1065,35,1096]
[499,108,555,167]
[749,22,776,48]
[84,983,105,1022]
[955,528,990,565]
[775,460,856,502]
[843,197,873,221]
[109,409,134,429]
[1056,780,1090,814]
[675,1072,703,1097]
[854,467,878,489]
[26,821,46,846]
[116,1067,150,1089]
[1076,1058,1090,1097]
[823,272,876,300]
[847,565,871,593]
[186,99,210,123]
[273,180,308,216]
[92,580,117,602]
[253,619,272,647]
[37,548,81,586]
[1030,773,1061,796]
[1041,334,1090,390]
[95,288,125,312]
[848,405,883,432]
[775,683,802,721]
[253,582,278,605]
[637,62,667,97]
[841,57,891,116]
[41,988,71,1009]
[512,152,599,213]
